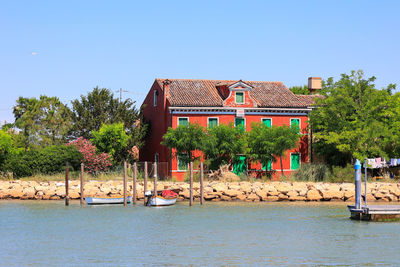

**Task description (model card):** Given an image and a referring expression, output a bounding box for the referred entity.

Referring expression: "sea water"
[1,201,399,266]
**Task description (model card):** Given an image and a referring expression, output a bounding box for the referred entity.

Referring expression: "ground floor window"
[177,154,188,171]
[291,153,300,170]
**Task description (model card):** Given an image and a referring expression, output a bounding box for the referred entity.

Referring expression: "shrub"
[292,163,331,182]
[328,164,355,183]
[1,145,82,178]
[67,137,112,174]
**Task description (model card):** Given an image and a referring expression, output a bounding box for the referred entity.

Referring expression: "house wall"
[169,113,309,181]
[140,81,172,166]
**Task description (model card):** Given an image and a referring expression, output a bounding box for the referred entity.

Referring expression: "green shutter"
[262,160,272,171]
[177,154,188,171]
[262,118,271,128]
[208,118,218,128]
[291,153,300,170]
[236,92,244,103]
[291,119,300,132]
[178,118,188,127]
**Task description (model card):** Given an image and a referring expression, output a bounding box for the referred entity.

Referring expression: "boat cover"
[162,190,178,198]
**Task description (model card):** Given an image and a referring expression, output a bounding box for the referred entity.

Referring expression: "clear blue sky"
[1,0,399,123]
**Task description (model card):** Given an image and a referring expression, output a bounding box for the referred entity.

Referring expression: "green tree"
[91,123,130,164]
[0,130,13,166]
[289,85,309,95]
[13,97,41,151]
[70,87,147,149]
[309,70,399,164]
[248,123,299,176]
[248,122,275,173]
[13,96,72,149]
[162,123,206,165]
[201,123,247,170]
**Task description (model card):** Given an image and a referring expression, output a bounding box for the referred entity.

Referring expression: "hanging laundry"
[391,158,397,166]
[367,158,376,168]
[375,157,382,168]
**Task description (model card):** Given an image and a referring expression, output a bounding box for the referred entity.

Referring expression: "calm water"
[1,201,400,266]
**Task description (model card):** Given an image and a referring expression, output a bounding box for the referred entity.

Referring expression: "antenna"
[116,88,129,103]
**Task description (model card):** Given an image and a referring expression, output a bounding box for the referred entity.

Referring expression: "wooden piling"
[189,162,193,206]
[200,162,204,205]
[123,161,127,207]
[65,162,69,206]
[133,162,137,204]
[154,162,158,197]
[144,161,148,205]
[80,163,84,205]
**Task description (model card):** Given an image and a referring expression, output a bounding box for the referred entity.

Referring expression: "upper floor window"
[235,92,244,104]
[261,118,272,128]
[290,118,300,133]
[178,117,189,127]
[153,90,158,107]
[208,118,219,128]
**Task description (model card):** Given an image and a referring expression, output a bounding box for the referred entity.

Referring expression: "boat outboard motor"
[145,191,152,206]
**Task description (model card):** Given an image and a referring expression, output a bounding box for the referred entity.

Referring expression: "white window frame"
[235,91,245,104]
[234,117,246,128]
[261,118,272,127]
[153,90,158,107]
[290,118,301,133]
[177,117,189,127]
[177,154,188,171]
[290,152,301,170]
[207,117,219,128]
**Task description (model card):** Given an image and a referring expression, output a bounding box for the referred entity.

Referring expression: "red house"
[140,77,320,180]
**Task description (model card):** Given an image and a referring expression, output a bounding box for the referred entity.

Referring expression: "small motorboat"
[145,190,178,206]
[85,196,132,205]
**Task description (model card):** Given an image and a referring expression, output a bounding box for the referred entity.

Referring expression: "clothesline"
[365,157,400,169]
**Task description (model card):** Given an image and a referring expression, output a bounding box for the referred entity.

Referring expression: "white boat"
[145,190,177,206]
[85,196,132,205]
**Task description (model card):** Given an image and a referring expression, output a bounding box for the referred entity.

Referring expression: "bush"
[1,145,82,178]
[328,164,355,183]
[292,163,331,182]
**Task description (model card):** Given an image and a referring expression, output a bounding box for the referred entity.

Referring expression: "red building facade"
[140,78,320,181]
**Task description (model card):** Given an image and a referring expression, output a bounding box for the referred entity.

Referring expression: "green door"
[291,153,300,170]
[233,156,247,175]
[262,160,272,171]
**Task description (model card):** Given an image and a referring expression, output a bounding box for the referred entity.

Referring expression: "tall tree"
[13,96,72,149]
[70,87,146,149]
[309,70,399,164]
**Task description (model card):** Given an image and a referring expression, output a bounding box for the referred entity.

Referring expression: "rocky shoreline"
[1,180,400,202]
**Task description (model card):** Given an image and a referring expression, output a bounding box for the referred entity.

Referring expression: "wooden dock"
[348,205,400,221]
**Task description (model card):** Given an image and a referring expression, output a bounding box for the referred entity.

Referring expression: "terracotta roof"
[156,78,316,108]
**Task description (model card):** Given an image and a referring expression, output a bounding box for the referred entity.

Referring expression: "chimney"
[308,77,322,95]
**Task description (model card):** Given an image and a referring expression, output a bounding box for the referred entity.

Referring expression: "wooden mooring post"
[133,162,137,205]
[153,162,158,197]
[123,161,127,207]
[80,163,84,205]
[189,162,193,206]
[200,162,204,205]
[65,162,69,206]
[144,162,148,205]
